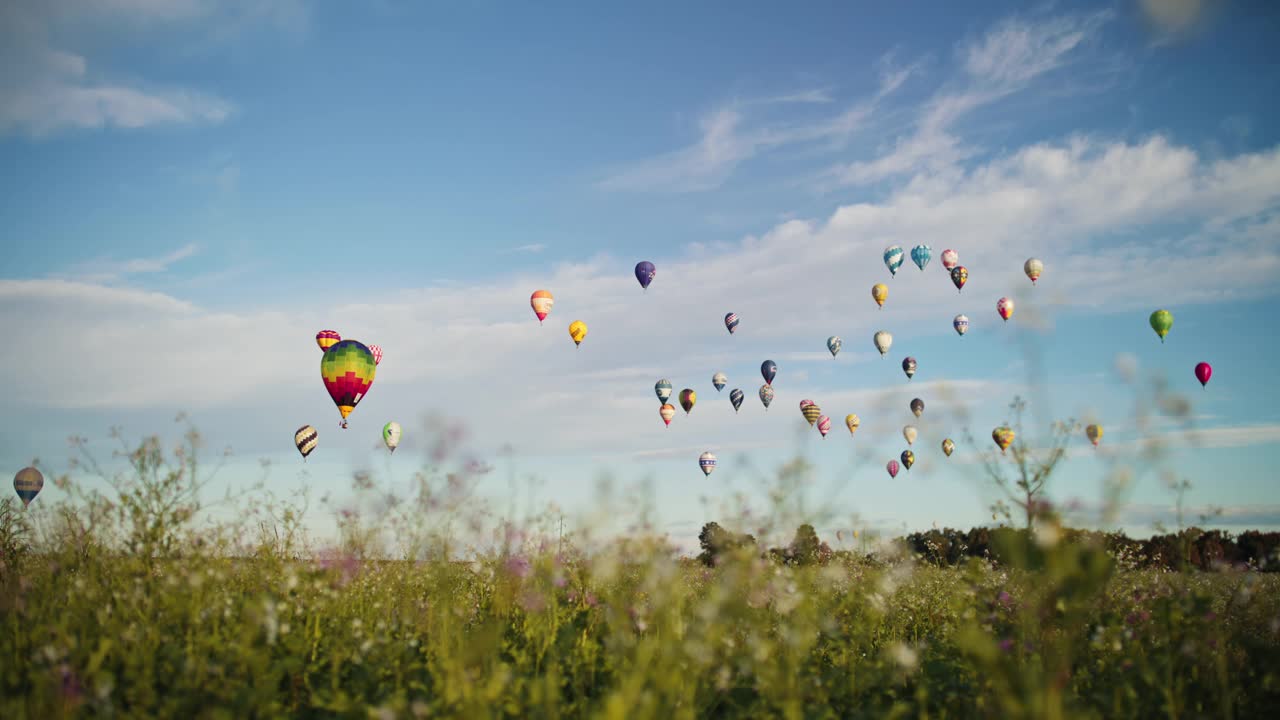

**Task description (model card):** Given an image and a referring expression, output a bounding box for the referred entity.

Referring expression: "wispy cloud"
[56,243,200,284]
[501,244,547,255]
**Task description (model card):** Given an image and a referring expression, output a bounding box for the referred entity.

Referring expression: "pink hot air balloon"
[1195,362,1212,388]
[886,460,899,479]
[369,344,383,366]
[817,415,831,438]
[940,249,958,271]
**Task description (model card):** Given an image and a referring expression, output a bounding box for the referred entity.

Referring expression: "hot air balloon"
[635,261,656,290]
[655,379,673,404]
[902,356,917,380]
[382,422,402,453]
[910,398,924,418]
[1195,362,1212,388]
[316,330,341,352]
[845,414,861,435]
[953,314,969,336]
[883,245,904,277]
[827,336,842,358]
[997,297,1015,323]
[759,384,774,410]
[568,320,588,347]
[730,388,744,413]
[817,415,831,438]
[761,360,777,385]
[530,290,554,324]
[725,313,740,334]
[294,425,317,461]
[1086,424,1103,447]
[713,372,728,392]
[1150,310,1173,343]
[368,344,383,366]
[874,331,893,356]
[941,249,958,271]
[1024,258,1043,285]
[901,450,915,470]
[992,426,1015,454]
[679,389,697,415]
[951,266,968,293]
[699,451,717,477]
[321,340,378,429]
[660,403,675,427]
[942,438,955,457]
[911,244,932,272]
[872,283,888,309]
[800,400,821,426]
[14,467,44,507]
[886,460,899,479]
[903,425,917,446]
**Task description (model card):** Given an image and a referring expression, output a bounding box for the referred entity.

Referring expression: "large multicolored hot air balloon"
[1024,258,1043,285]
[368,344,383,366]
[874,331,893,356]
[903,425,917,446]
[951,266,968,293]
[568,320,588,347]
[902,356,917,380]
[660,403,675,427]
[730,388,744,413]
[993,426,1015,454]
[655,379,673,404]
[845,414,860,436]
[761,360,777,385]
[530,290,554,324]
[886,460,899,479]
[14,467,44,508]
[321,340,378,428]
[901,450,915,470]
[941,249,958,271]
[679,389,697,415]
[910,398,924,418]
[713,372,727,392]
[827,336,842,358]
[759,384,774,410]
[294,425,317,461]
[316,330,341,352]
[383,422,402,454]
[911,244,932,272]
[942,438,955,457]
[800,400,821,426]
[1150,310,1173,343]
[1195,362,1212,389]
[699,451,717,477]
[953,314,969,336]
[817,415,831,438]
[997,297,1015,323]
[883,245,904,277]
[1086,424,1103,447]
[872,283,888,309]
[725,313,740,334]
[635,261,656,290]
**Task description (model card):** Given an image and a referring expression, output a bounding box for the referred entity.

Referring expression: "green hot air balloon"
[1149,310,1173,343]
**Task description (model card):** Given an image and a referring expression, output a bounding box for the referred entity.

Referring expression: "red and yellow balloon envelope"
[315,330,341,352]
[321,340,377,428]
[680,389,697,415]
[992,426,1015,454]
[997,297,1015,323]
[13,466,43,508]
[800,400,821,426]
[659,403,675,427]
[530,290,554,324]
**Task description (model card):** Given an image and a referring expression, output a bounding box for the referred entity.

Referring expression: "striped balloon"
[660,403,675,427]
[316,330,341,352]
[883,245,904,277]
[800,400,822,426]
[729,388,744,413]
[294,425,318,461]
[724,312,740,334]
[911,244,932,271]
[655,379,673,404]
[13,466,43,508]
[699,451,718,476]
[530,290,554,324]
[817,415,831,438]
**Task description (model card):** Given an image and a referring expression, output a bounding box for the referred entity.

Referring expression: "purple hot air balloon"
[761,359,777,385]
[886,460,899,479]
[635,261,655,290]
[902,356,917,380]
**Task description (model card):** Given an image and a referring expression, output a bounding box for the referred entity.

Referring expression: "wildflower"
[504,555,531,579]
[888,642,919,673]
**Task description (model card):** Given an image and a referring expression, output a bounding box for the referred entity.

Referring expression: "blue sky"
[3,0,1280,552]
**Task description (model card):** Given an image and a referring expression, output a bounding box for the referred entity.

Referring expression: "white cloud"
[58,243,201,284]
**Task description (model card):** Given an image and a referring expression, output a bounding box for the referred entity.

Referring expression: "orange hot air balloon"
[530,290,554,324]
[660,403,675,427]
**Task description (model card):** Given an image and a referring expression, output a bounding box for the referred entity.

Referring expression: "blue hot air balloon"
[883,246,904,277]
[655,379,673,404]
[761,360,777,385]
[635,261,655,290]
[911,244,932,272]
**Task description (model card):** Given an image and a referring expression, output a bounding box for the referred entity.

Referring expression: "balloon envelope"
[730,388,744,412]
[902,356,917,380]
[761,360,777,385]
[800,400,821,426]
[316,330,341,352]
[942,438,955,457]
[910,398,924,417]
[951,266,968,292]
[953,314,969,336]
[634,261,656,289]
[903,425,917,445]
[713,372,728,391]
[901,450,915,470]
[874,331,893,356]
[679,389,697,414]
[997,297,1015,322]
[1195,362,1212,388]
[660,403,675,426]
[294,425,317,461]
[1150,310,1173,343]
[911,244,932,271]
[827,336,842,357]
[368,344,383,366]
[817,415,831,437]
[941,249,958,271]
[725,313,740,334]
[13,466,44,507]
[655,379,673,404]
[886,460,899,479]
[759,384,774,409]
[699,451,717,476]
[1024,257,1043,284]
[845,414,861,435]
[383,421,402,453]
[321,340,377,422]
[1086,424,1103,447]
[993,426,1015,454]
[872,283,888,308]
[883,246,904,277]
[530,290,554,323]
[568,320,588,347]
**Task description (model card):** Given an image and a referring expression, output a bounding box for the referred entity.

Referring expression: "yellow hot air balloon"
[1086,424,1103,447]
[871,283,888,309]
[993,426,1015,454]
[800,400,822,426]
[942,438,954,457]
[845,414,860,435]
[568,320,588,347]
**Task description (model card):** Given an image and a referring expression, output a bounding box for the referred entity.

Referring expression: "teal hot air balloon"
[655,379,673,404]
[883,245,904,277]
[911,244,932,271]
